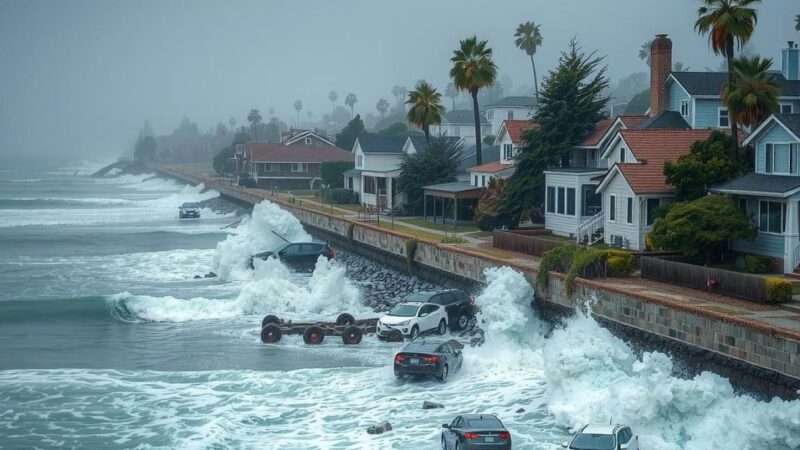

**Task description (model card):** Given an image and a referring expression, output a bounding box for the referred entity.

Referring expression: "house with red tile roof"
[245,142,351,190]
[457,119,539,190]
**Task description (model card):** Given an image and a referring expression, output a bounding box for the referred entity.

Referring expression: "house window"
[546,186,556,213]
[487,110,494,120]
[780,103,793,114]
[582,184,602,216]
[765,143,797,174]
[619,148,626,163]
[718,108,729,128]
[473,175,478,186]
[626,197,633,224]
[566,188,576,216]
[589,149,596,164]
[481,175,486,187]
[348,177,353,190]
[364,176,377,195]
[759,201,786,234]
[356,155,363,168]
[453,126,460,137]
[305,137,312,145]
[503,144,513,160]
[291,163,308,172]
[609,195,616,221]
[257,163,272,175]
[507,111,514,120]
[557,187,565,214]
[646,198,661,226]
[680,100,689,117]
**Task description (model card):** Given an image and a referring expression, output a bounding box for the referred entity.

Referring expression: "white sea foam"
[213,200,312,280]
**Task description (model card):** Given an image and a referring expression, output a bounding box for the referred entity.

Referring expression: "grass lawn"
[399,218,479,233]
[336,204,363,212]
[792,282,800,296]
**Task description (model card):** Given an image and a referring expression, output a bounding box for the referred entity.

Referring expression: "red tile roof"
[579,119,615,146]
[618,115,649,128]
[503,120,539,144]
[466,161,514,173]
[612,129,715,194]
[247,143,352,163]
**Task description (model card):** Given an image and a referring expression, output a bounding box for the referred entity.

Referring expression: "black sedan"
[393,340,462,382]
[250,242,334,270]
[441,414,511,450]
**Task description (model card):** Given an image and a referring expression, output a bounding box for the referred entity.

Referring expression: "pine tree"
[504,39,609,224]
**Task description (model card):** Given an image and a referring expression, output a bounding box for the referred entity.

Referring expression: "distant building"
[429,110,491,148]
[280,129,336,147]
[245,142,351,190]
[483,96,539,136]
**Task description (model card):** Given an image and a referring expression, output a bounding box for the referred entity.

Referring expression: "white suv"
[562,424,639,450]
[377,302,448,340]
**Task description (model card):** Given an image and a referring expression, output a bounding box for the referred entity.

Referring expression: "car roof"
[580,424,620,435]
[394,302,424,307]
[404,289,462,301]
[461,414,500,420]
[401,339,450,352]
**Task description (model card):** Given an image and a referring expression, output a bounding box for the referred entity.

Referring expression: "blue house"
[711,114,800,273]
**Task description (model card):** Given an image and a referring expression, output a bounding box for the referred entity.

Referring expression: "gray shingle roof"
[456,145,500,172]
[485,96,538,108]
[710,172,800,197]
[442,109,489,124]
[671,71,800,97]
[342,168,362,177]
[422,181,482,193]
[356,135,409,153]
[407,136,461,152]
[636,110,691,130]
[774,113,800,137]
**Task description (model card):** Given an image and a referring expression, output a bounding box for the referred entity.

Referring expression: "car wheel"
[302,326,325,345]
[438,364,449,383]
[260,324,282,343]
[456,314,469,330]
[335,313,355,326]
[341,326,363,345]
[261,314,281,328]
[410,325,419,341]
[437,319,447,335]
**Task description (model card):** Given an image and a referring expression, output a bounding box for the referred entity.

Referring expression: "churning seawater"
[1,161,799,450]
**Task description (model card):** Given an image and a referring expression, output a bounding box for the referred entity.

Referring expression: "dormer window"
[305,137,312,145]
[680,100,689,117]
[718,108,729,128]
[765,143,798,174]
[780,103,793,114]
[503,143,513,160]
[619,148,626,164]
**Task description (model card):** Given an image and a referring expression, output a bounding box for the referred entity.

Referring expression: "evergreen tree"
[397,136,462,214]
[504,39,609,223]
[335,115,365,150]
[664,131,747,202]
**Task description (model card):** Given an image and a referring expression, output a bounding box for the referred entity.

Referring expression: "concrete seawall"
[156,166,800,394]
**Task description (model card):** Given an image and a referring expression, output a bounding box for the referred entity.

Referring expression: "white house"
[483,96,538,136]
[280,129,336,147]
[429,110,491,148]
[344,135,411,211]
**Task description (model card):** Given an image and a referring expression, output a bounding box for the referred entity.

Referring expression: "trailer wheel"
[341,326,363,345]
[261,314,281,328]
[335,313,355,326]
[303,326,325,345]
[261,324,282,343]
[386,330,403,343]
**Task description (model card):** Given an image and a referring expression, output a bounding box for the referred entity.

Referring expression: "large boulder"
[366,421,393,435]
[422,401,444,410]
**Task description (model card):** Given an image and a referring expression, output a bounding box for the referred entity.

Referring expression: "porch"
[422,181,483,228]
[360,169,401,211]
[543,168,606,241]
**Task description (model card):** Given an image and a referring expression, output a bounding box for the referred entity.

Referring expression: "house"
[711,114,800,273]
[429,110,491,147]
[280,129,336,147]
[344,135,411,210]
[483,96,538,135]
[460,119,538,188]
[245,142,352,190]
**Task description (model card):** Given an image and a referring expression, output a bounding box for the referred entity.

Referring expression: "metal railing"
[576,212,604,245]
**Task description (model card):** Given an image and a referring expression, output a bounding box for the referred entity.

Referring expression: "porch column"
[784,201,799,273]
[454,197,458,230]
[423,194,427,222]
[386,177,392,210]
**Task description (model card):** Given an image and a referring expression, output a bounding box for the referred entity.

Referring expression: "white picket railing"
[576,212,604,245]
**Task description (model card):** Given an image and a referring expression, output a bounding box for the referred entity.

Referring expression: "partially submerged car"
[562,424,639,450]
[377,302,448,340]
[394,339,462,382]
[179,202,201,219]
[250,242,334,270]
[403,289,477,331]
[441,414,511,449]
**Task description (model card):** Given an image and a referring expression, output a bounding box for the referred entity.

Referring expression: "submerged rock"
[422,401,444,409]
[366,421,392,435]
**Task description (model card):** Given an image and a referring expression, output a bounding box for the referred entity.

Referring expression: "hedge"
[764,277,792,304]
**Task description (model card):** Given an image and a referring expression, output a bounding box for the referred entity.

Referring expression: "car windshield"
[182,203,200,208]
[404,292,432,303]
[388,304,419,317]
[466,418,503,428]
[570,433,615,450]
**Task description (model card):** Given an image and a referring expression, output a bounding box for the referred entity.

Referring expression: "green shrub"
[404,239,418,271]
[320,161,354,189]
[537,244,580,289]
[735,255,772,274]
[330,188,356,204]
[764,277,792,304]
[537,245,635,294]
[606,251,636,277]
[440,234,466,244]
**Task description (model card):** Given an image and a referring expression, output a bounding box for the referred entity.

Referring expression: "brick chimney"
[649,34,672,117]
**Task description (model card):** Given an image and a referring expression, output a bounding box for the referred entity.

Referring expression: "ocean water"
[1,161,799,450]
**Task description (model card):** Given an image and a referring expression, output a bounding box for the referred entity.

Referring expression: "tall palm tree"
[345,93,358,116]
[294,100,303,127]
[514,21,543,101]
[449,36,497,166]
[376,98,389,117]
[406,81,445,142]
[328,91,338,112]
[444,82,457,111]
[695,0,761,149]
[722,56,779,128]
[638,40,651,66]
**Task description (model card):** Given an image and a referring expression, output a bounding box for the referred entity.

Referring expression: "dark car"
[250,242,334,270]
[179,202,200,219]
[441,414,511,450]
[393,339,462,382]
[404,289,477,331]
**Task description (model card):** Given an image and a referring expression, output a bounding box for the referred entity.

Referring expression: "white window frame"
[453,126,460,137]
[291,163,308,173]
[779,103,793,114]
[304,137,312,145]
[507,110,514,120]
[473,175,478,186]
[626,197,633,224]
[609,194,616,222]
[503,143,513,160]
[718,107,729,128]
[356,155,363,168]
[758,200,786,235]
[680,100,689,117]
[619,148,626,164]
[487,110,494,120]
[765,143,798,175]
[566,188,576,216]
[481,175,486,187]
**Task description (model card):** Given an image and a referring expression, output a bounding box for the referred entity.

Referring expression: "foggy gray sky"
[0,0,797,160]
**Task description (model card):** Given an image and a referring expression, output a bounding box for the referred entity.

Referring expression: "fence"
[493,230,563,257]
[640,256,767,303]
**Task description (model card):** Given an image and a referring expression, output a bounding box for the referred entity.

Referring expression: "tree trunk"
[472,90,482,166]
[726,36,740,152]
[423,124,430,143]
[530,54,539,102]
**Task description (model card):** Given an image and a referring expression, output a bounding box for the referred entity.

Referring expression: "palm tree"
[722,56,779,129]
[376,98,389,117]
[345,93,358,116]
[695,0,761,148]
[406,81,446,142]
[449,36,497,166]
[639,40,651,66]
[247,109,262,129]
[294,100,303,127]
[392,85,404,105]
[444,82,457,111]
[328,91,338,112]
[795,14,800,31]
[514,21,543,101]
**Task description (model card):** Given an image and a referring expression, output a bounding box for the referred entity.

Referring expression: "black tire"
[261,314,281,328]
[335,313,355,326]
[303,326,325,345]
[341,326,363,345]
[437,319,447,335]
[456,313,469,331]
[438,364,449,383]
[409,325,419,341]
[386,331,403,342]
[260,324,282,343]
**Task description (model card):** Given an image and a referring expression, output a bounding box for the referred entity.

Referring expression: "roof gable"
[355,135,409,153]
[496,120,539,145]
[670,71,800,97]
[247,143,352,163]
[744,114,800,145]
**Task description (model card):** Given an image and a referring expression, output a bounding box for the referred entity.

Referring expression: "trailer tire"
[336,313,355,326]
[261,324,282,343]
[261,314,281,328]
[303,326,325,345]
[341,326,363,345]
[386,330,403,343]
